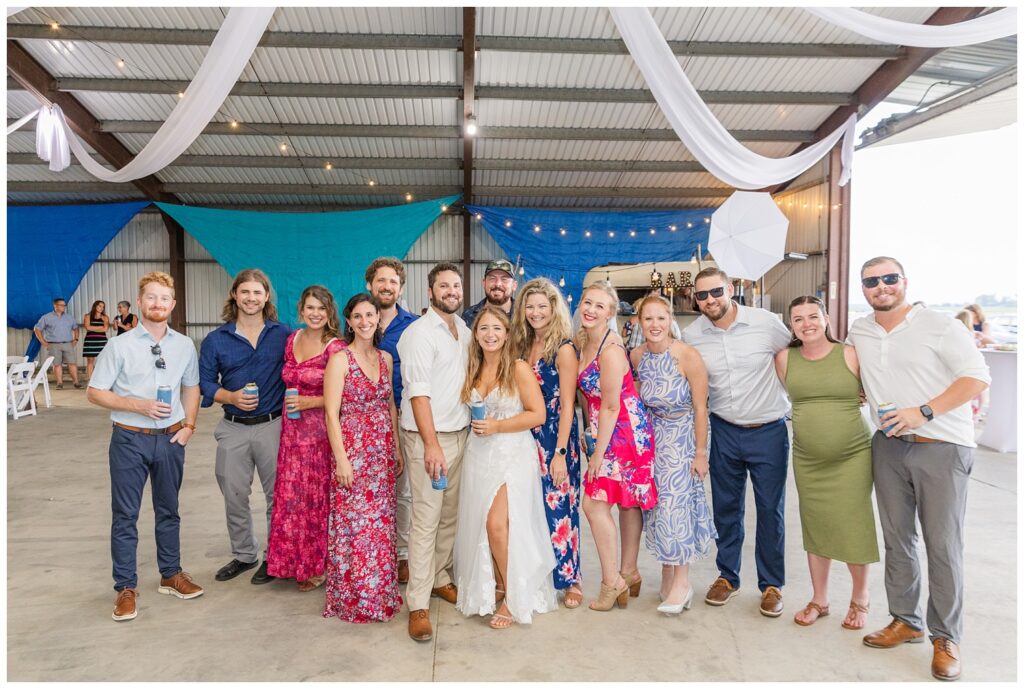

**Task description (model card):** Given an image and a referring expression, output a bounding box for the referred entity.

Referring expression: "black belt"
[224,409,283,425]
[49,341,71,344]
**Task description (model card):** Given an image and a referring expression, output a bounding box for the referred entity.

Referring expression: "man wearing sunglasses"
[848,256,989,682]
[682,267,792,618]
[87,271,203,622]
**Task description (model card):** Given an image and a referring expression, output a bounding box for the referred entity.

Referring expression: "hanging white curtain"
[610,8,855,189]
[6,108,40,135]
[20,7,275,180]
[805,8,1017,48]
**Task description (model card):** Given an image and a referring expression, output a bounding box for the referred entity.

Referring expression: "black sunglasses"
[150,343,166,370]
[861,273,903,289]
[694,286,726,301]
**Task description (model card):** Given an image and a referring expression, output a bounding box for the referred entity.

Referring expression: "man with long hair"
[87,271,203,622]
[199,268,291,586]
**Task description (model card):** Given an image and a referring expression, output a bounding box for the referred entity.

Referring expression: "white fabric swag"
[805,8,1018,48]
[11,7,275,181]
[610,7,855,190]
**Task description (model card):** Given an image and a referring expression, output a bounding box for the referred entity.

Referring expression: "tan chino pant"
[400,427,468,611]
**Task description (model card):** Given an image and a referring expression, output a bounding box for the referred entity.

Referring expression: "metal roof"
[6,6,1017,209]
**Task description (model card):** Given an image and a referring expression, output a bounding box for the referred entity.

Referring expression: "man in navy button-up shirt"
[199,269,290,586]
[365,256,418,582]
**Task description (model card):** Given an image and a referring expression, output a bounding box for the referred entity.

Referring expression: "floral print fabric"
[323,347,402,623]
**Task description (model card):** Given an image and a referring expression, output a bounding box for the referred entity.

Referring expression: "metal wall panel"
[100,212,168,260]
[763,255,827,319]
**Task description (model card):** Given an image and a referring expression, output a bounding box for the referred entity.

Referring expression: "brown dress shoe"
[397,559,409,584]
[112,588,138,621]
[932,638,961,681]
[760,586,784,617]
[863,618,925,648]
[704,577,739,606]
[158,571,204,599]
[431,583,458,604]
[408,609,433,642]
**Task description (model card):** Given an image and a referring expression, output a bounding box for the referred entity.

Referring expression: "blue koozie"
[431,472,448,490]
[285,388,301,420]
[584,427,596,456]
[470,402,486,421]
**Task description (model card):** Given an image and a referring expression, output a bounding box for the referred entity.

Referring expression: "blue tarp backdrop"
[466,205,713,304]
[157,196,460,324]
[7,201,152,359]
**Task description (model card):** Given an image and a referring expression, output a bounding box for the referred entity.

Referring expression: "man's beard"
[374,290,398,308]
[431,295,461,314]
[485,290,509,307]
[143,308,169,323]
[701,300,729,322]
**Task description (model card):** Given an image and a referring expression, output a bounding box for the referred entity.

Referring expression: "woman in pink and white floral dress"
[575,281,656,612]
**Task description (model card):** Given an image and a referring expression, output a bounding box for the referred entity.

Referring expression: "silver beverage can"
[877,401,898,433]
[156,385,173,405]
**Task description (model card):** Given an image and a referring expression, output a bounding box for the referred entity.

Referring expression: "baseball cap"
[485,259,515,277]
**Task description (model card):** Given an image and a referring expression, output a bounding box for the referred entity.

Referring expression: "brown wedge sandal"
[841,600,870,630]
[794,601,830,626]
[589,579,629,611]
[621,570,642,598]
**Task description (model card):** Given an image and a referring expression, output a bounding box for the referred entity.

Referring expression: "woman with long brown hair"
[454,306,557,629]
[266,285,346,592]
[774,295,877,630]
[82,300,110,379]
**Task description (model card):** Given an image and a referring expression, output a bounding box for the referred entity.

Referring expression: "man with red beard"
[365,256,418,583]
[460,259,517,327]
[88,271,203,622]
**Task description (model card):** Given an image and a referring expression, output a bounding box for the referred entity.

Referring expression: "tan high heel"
[589,579,629,611]
[621,570,642,598]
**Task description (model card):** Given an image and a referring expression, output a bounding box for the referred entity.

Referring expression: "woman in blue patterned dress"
[511,278,583,609]
[630,295,716,615]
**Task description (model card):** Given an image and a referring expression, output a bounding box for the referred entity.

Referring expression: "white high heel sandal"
[657,587,694,615]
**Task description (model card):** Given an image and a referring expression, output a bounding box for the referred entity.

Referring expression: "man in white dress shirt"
[396,262,471,642]
[848,256,989,682]
[682,267,792,618]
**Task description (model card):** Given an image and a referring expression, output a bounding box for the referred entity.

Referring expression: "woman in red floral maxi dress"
[267,286,346,590]
[322,293,404,623]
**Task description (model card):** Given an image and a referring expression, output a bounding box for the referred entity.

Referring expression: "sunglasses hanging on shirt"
[151,343,166,370]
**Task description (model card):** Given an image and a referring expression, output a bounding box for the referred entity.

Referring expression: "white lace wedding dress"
[454,387,558,623]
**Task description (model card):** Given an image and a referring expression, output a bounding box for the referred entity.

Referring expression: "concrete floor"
[6,388,1017,681]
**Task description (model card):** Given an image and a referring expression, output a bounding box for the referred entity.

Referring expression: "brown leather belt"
[896,433,943,444]
[113,421,184,435]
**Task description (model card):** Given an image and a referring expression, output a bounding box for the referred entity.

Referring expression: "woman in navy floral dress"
[511,278,583,608]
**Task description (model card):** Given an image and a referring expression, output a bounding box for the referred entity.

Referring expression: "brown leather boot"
[931,638,961,681]
[112,588,138,621]
[397,559,409,584]
[863,618,925,648]
[430,583,458,604]
[408,609,432,642]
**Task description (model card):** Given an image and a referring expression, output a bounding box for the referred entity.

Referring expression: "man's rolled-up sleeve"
[397,330,433,400]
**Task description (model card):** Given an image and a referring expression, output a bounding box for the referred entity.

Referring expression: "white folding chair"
[25,356,55,409]
[7,362,38,420]
[6,355,28,366]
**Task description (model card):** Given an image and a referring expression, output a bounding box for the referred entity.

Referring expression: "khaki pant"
[400,427,468,611]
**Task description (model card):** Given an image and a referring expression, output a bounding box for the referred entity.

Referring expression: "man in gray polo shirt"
[34,297,81,389]
[849,256,989,682]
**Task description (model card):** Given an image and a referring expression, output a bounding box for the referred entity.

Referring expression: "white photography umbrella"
[707,191,789,280]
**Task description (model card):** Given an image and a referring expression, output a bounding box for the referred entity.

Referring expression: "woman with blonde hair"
[576,281,656,611]
[454,306,557,629]
[511,278,583,608]
[266,285,347,591]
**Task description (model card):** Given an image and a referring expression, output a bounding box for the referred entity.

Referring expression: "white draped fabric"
[10,7,275,181]
[6,108,40,136]
[805,8,1018,48]
[610,8,855,189]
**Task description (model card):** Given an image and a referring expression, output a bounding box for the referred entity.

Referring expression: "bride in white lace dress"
[454,306,558,629]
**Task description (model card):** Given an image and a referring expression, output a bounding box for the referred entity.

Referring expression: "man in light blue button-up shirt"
[682,267,791,616]
[87,271,203,622]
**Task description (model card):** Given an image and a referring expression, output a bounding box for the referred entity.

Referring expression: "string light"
[368,179,376,187]
[669,225,677,232]
[440,204,447,212]
[533,225,541,233]
[584,231,591,237]
[649,228,656,235]
[504,220,512,228]
[608,231,615,238]
[475,213,482,220]
[567,294,573,304]
[518,265,525,276]
[177,91,185,99]
[278,142,288,152]
[465,116,477,137]
[229,119,239,129]
[558,275,565,288]
[50,21,60,30]
[116,58,125,68]
[559,228,567,236]
[704,217,710,223]
[629,230,636,237]
[324,162,333,171]
[405,192,413,202]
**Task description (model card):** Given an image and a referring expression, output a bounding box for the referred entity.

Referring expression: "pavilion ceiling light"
[368,179,376,187]
[559,275,565,287]
[504,220,512,228]
[559,228,567,236]
[49,21,59,30]
[324,162,333,171]
[441,204,448,212]
[475,213,482,220]
[278,142,288,152]
[533,225,541,233]
[405,192,413,201]
[229,119,239,129]
[177,91,185,99]
[465,116,478,137]
[116,58,125,68]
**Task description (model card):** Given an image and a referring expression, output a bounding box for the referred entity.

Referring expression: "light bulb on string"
[518,265,525,276]
[324,162,333,171]
[475,213,482,220]
[440,204,447,212]
[533,225,541,233]
[116,58,125,68]
[229,119,239,129]
[558,275,565,288]
[608,231,615,238]
[50,21,60,30]
[504,220,512,228]
[559,228,567,236]
[567,294,573,304]
[584,230,591,238]
[687,222,693,228]
[279,142,288,152]
[368,179,376,187]
[669,225,677,231]
[629,230,636,237]
[649,228,656,235]
[405,192,413,202]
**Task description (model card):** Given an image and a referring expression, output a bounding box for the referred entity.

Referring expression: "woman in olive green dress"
[774,296,878,630]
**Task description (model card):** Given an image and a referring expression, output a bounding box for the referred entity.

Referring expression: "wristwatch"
[555,447,567,457]
[919,404,934,422]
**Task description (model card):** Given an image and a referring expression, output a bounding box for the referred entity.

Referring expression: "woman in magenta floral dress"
[267,286,345,591]
[576,281,656,612]
[322,292,404,623]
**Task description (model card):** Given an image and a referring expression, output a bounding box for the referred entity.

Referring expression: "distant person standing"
[199,268,291,587]
[850,257,989,682]
[365,256,418,585]
[461,259,517,326]
[33,297,81,389]
[113,301,138,335]
[83,300,111,380]
[682,268,791,618]
[87,271,203,622]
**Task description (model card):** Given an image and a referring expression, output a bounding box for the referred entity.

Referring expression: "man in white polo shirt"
[397,262,471,642]
[848,256,989,682]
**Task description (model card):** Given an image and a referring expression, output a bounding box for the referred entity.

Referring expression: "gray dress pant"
[214,416,281,563]
[872,432,972,644]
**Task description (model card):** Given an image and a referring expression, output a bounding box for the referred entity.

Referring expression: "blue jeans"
[109,425,185,590]
[708,415,789,591]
